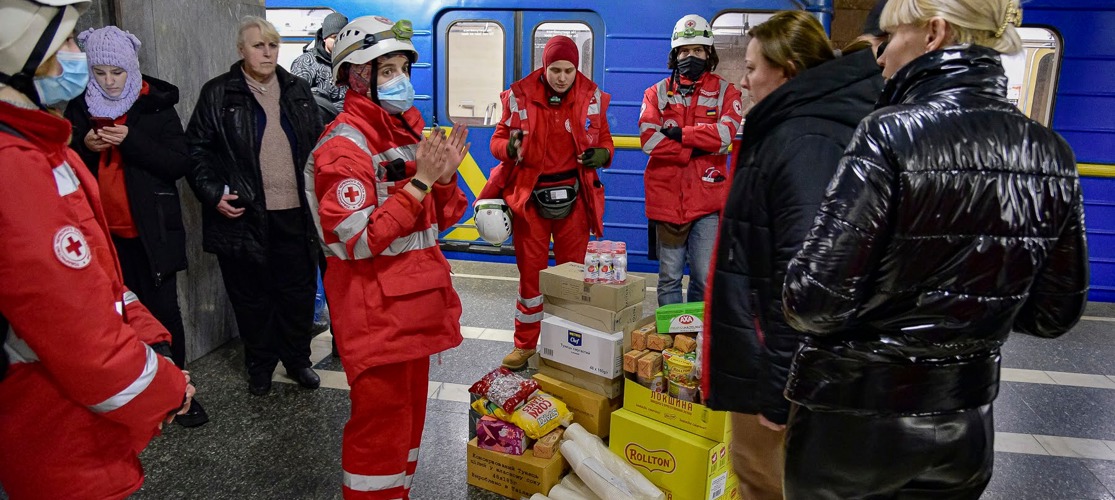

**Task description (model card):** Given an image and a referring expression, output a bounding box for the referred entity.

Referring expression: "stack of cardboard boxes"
[611,302,740,500]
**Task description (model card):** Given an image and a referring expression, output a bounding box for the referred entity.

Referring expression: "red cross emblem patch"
[53,226,91,269]
[336,178,367,211]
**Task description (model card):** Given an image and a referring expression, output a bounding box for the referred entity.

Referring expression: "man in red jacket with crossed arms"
[0,0,194,498]
[479,36,615,370]
[640,14,743,306]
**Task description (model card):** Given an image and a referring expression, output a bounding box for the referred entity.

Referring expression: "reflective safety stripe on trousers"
[515,294,544,324]
[342,447,416,494]
[305,123,439,261]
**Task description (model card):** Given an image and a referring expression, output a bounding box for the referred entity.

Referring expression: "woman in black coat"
[66,26,207,426]
[701,10,884,500]
[781,0,1088,497]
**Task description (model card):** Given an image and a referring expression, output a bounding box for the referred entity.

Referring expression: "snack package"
[646,333,673,351]
[664,352,695,383]
[533,427,566,459]
[673,334,697,354]
[476,416,531,455]
[469,367,541,413]
[471,392,573,439]
[623,349,648,374]
[630,328,648,351]
[636,351,662,380]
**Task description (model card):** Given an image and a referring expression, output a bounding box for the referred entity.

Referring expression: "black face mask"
[677,55,708,80]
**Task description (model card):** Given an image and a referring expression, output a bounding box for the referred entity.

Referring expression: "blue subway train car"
[266,0,1115,302]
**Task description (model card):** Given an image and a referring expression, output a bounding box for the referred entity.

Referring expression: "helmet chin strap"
[0,7,67,109]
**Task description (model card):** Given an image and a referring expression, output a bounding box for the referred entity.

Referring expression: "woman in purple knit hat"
[64,25,209,427]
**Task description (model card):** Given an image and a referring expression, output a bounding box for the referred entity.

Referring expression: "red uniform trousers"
[512,198,590,349]
[342,358,429,499]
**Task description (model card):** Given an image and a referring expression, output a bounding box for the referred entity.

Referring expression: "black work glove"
[661,126,682,142]
[581,147,610,169]
[506,129,524,162]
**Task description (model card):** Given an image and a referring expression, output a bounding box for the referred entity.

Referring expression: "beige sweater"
[244,69,300,210]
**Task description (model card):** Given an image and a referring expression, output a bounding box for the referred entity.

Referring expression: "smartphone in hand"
[91,117,114,131]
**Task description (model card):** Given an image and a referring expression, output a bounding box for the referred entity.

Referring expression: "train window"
[1000,27,1060,126]
[711,12,776,110]
[532,22,594,77]
[447,21,506,126]
[267,8,337,71]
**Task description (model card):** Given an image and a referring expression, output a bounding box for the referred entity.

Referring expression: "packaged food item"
[623,349,649,374]
[630,329,648,351]
[469,367,541,413]
[471,393,574,439]
[636,351,662,380]
[533,427,566,459]
[664,351,695,383]
[476,416,531,455]
[646,333,673,351]
[584,241,600,283]
[668,379,700,402]
[613,242,628,284]
[673,333,697,354]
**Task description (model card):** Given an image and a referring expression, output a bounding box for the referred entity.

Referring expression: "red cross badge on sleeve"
[336,178,367,211]
[53,226,91,269]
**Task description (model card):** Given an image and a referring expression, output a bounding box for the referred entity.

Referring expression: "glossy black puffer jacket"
[782,45,1089,416]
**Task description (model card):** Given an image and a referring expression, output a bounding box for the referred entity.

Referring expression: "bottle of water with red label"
[599,240,615,284]
[584,241,600,283]
[613,242,628,284]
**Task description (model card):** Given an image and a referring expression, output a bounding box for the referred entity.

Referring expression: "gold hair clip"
[995,3,1022,38]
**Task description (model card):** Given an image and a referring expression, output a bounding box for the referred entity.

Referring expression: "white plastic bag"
[560,424,665,500]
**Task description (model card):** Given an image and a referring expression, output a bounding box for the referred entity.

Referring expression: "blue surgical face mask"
[33,51,89,106]
[377,74,415,114]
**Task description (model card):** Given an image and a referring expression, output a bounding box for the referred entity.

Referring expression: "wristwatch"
[410,177,432,193]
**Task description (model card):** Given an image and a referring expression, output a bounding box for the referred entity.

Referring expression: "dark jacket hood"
[134,75,180,112]
[743,48,883,147]
[310,29,332,65]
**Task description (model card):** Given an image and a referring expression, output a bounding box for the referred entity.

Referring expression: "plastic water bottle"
[599,241,614,284]
[584,241,600,283]
[613,242,628,284]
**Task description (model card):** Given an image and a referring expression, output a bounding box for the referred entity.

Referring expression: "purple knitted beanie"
[77,26,143,119]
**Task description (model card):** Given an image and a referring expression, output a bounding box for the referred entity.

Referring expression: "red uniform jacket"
[307,92,467,380]
[0,103,187,499]
[478,69,614,236]
[640,72,743,224]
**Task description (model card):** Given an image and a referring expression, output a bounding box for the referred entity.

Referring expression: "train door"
[435,10,605,255]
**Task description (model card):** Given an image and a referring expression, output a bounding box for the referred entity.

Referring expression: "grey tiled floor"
[4,260,1115,499]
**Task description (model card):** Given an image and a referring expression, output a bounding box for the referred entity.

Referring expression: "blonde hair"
[748,11,835,79]
[880,0,1022,54]
[237,15,280,48]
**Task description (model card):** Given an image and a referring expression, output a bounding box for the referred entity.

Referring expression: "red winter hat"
[542,36,579,69]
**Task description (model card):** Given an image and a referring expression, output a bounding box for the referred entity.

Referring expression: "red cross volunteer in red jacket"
[640,14,742,306]
[0,1,193,498]
[306,16,469,500]
[477,35,615,370]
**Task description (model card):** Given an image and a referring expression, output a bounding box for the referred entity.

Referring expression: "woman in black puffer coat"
[701,11,883,500]
[781,0,1088,498]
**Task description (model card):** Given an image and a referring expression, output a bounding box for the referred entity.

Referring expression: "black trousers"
[217,208,317,381]
[784,403,994,500]
[113,236,187,368]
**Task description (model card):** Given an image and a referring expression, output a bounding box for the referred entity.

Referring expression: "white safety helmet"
[0,0,90,103]
[332,15,418,83]
[474,199,513,246]
[671,14,714,49]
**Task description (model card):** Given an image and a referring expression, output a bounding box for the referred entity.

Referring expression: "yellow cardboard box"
[544,295,643,333]
[610,409,738,500]
[622,378,730,442]
[466,438,568,498]
[539,262,646,311]
[532,373,622,438]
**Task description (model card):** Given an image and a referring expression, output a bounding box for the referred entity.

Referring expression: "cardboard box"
[544,296,643,333]
[539,315,625,378]
[655,302,706,333]
[538,357,624,399]
[539,262,646,311]
[610,409,738,500]
[467,438,568,498]
[533,373,622,438]
[623,378,730,442]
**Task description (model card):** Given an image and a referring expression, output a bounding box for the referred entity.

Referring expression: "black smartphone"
[227,191,247,209]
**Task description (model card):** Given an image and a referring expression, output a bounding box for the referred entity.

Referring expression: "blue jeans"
[656,213,718,305]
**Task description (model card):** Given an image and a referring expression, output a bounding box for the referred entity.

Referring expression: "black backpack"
[0,120,23,381]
